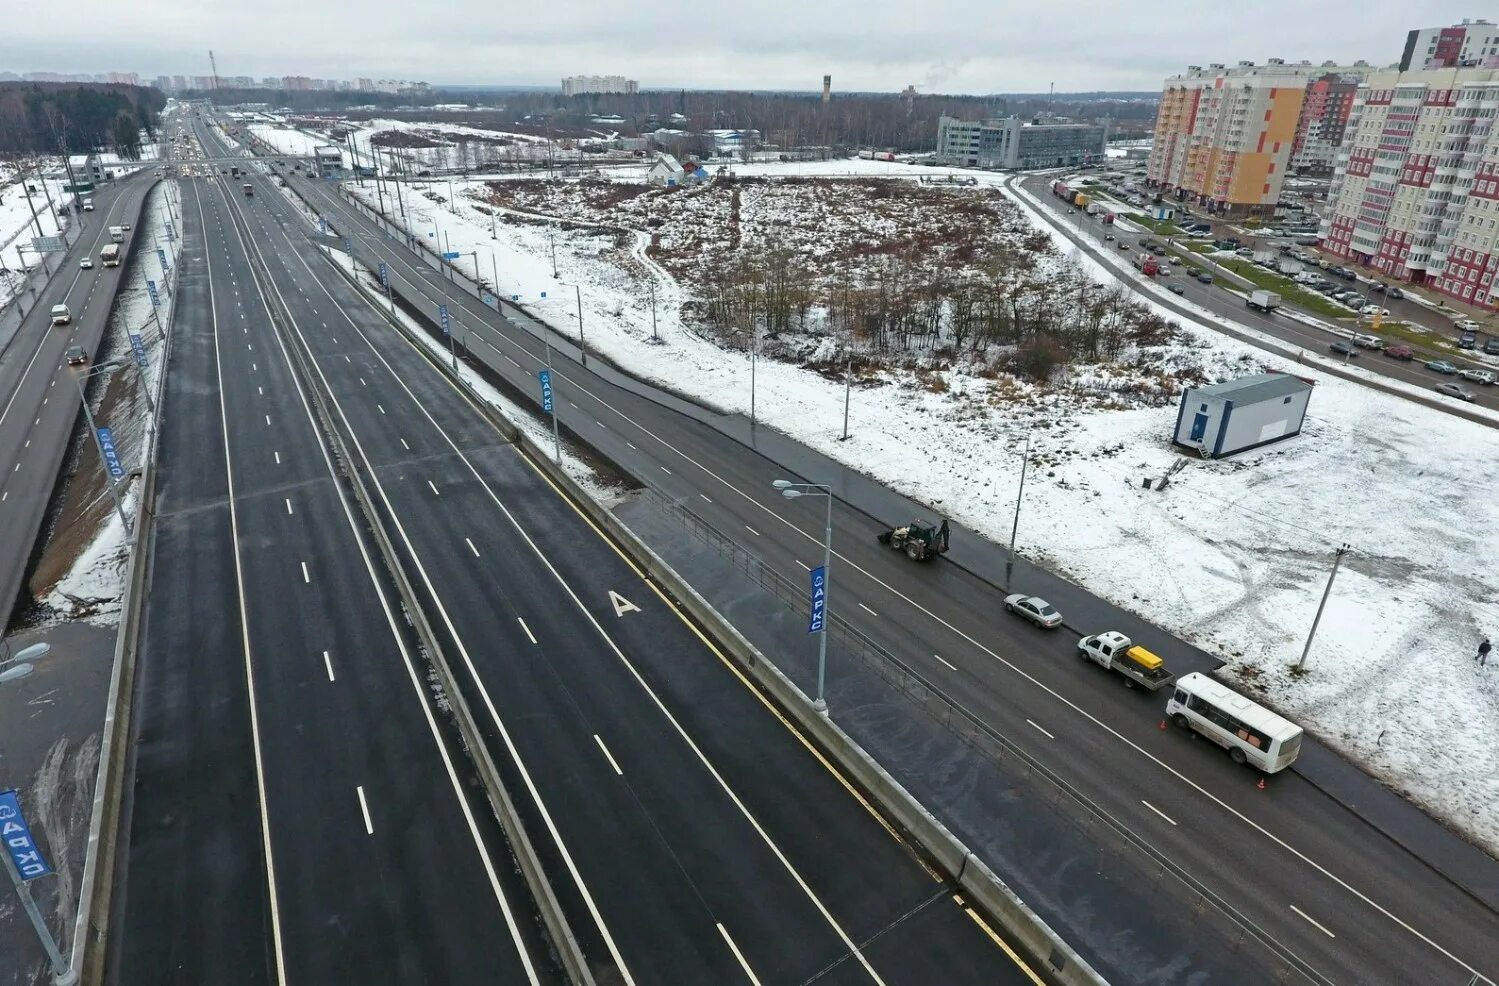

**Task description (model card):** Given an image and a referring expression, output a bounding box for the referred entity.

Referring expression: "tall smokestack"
[822,75,831,104]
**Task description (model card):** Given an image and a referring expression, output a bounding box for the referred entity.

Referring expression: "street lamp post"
[1004,433,1032,591]
[0,641,51,684]
[650,280,658,342]
[574,284,586,366]
[773,479,833,713]
[73,364,133,536]
[1298,543,1350,672]
[841,355,852,441]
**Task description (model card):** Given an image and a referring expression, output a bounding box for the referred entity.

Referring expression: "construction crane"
[209,49,220,91]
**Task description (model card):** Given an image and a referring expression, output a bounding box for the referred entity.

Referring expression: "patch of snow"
[344,169,1499,854]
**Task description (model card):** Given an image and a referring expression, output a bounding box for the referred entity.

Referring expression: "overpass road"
[188,114,1037,985]
[0,174,155,624]
[234,121,1499,984]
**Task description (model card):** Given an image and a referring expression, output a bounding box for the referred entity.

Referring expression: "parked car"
[1435,382,1477,402]
[1458,367,1496,385]
[1351,333,1384,349]
[1455,318,1481,332]
[1485,338,1499,356]
[64,345,87,366]
[1383,344,1415,361]
[1167,283,1185,295]
[1426,359,1459,374]
[1387,287,1405,300]
[1329,341,1359,357]
[1371,282,1388,294]
[1359,305,1391,317]
[1003,594,1063,629]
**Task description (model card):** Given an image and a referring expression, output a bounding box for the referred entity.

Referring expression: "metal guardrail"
[643,486,1331,986]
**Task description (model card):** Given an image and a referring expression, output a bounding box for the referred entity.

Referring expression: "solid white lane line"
[284,498,293,515]
[717,924,764,986]
[213,176,543,983]
[466,537,480,557]
[323,650,335,681]
[1290,905,1336,939]
[1141,800,1177,826]
[593,734,624,776]
[427,480,440,496]
[1025,718,1054,739]
[745,525,760,537]
[858,602,878,617]
[300,562,310,583]
[935,654,958,672]
[517,618,536,644]
[356,786,374,835]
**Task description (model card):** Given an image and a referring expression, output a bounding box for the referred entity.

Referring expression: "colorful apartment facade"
[1290,72,1362,175]
[1321,67,1499,310]
[1146,60,1319,217]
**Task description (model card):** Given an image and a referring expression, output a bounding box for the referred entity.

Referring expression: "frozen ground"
[343,165,1499,855]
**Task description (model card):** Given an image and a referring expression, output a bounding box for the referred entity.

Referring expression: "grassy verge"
[1125,212,1184,236]
[1184,242,1215,254]
[1210,257,1353,320]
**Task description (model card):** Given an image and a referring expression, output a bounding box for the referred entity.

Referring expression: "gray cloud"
[0,1,1481,93]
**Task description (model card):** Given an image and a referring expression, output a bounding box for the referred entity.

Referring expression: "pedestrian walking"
[1479,637,1492,667]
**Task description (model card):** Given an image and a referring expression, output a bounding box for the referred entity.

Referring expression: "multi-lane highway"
[106,112,1041,985]
[253,126,1499,984]
[1011,172,1499,417]
[0,174,154,623]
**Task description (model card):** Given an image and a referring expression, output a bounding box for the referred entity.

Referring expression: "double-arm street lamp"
[773,479,833,713]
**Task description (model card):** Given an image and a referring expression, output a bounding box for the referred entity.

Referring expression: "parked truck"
[1133,253,1160,276]
[1246,289,1281,312]
[1077,631,1175,691]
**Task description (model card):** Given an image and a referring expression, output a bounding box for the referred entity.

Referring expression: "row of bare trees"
[698,246,1175,378]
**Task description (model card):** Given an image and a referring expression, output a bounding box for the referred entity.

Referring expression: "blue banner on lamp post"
[0,790,52,881]
[128,333,148,369]
[378,261,389,289]
[807,566,827,634]
[438,304,451,336]
[97,427,125,481]
[538,369,554,413]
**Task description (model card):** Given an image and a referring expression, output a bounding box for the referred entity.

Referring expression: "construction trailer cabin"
[313,145,344,177]
[1173,373,1312,458]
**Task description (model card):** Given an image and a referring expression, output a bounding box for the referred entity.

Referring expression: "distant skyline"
[0,1,1488,95]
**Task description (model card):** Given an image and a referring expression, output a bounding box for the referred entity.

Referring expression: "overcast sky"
[1,1,1487,93]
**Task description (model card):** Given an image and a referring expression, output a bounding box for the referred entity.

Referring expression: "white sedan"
[1003,594,1063,629]
[79,258,93,269]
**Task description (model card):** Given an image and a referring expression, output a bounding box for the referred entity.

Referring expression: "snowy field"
[341,162,1499,854]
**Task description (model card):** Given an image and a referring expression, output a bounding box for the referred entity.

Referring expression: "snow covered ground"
[342,165,1499,854]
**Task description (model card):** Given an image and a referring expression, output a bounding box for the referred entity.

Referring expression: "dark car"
[1387,287,1405,300]
[1118,241,1131,250]
[1104,233,1115,241]
[1383,344,1415,360]
[1196,272,1214,284]
[1371,282,1387,294]
[1485,338,1499,356]
[64,345,87,366]
[1167,283,1185,295]
[1329,341,1359,358]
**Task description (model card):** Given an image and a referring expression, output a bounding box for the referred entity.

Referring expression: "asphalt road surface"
[107,164,556,982]
[197,117,1037,985]
[248,133,1499,984]
[0,175,154,625]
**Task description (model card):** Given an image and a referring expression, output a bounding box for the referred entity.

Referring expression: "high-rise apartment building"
[1399,19,1499,71]
[1291,71,1363,174]
[1320,66,1499,309]
[561,75,639,97]
[1146,60,1321,217]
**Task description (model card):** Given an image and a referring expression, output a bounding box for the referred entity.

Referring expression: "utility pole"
[550,227,558,278]
[650,280,658,341]
[491,252,500,302]
[1298,544,1350,672]
[575,284,586,366]
[841,355,852,441]
[1004,433,1032,591]
[19,172,46,240]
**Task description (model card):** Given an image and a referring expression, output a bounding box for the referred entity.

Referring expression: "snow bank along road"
[264,140,1499,983]
[105,116,1036,985]
[0,174,154,625]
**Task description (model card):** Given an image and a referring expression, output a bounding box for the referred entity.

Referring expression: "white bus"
[1166,672,1303,773]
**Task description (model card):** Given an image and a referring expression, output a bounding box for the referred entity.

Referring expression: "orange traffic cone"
[1257,778,1266,790]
